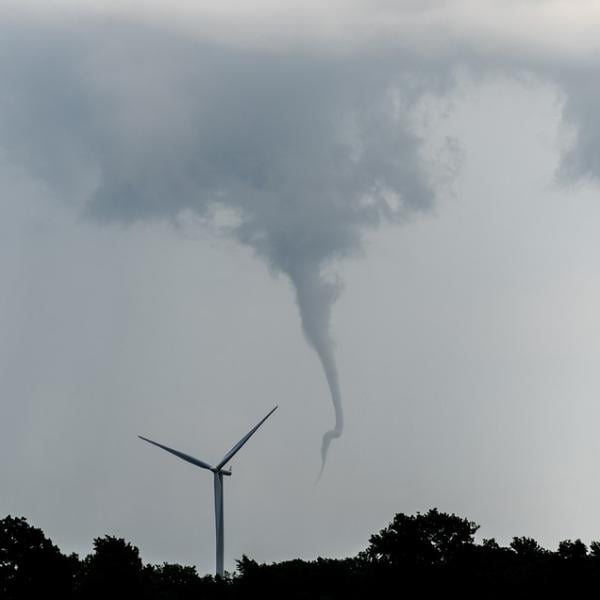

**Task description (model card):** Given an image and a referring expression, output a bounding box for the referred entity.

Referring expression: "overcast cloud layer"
[0,12,455,468]
[2,0,600,573]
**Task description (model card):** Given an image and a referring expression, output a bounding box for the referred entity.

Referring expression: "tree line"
[2,508,600,598]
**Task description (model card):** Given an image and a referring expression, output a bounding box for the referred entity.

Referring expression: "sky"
[2,0,600,574]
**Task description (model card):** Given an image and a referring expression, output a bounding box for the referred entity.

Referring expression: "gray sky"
[2,1,600,574]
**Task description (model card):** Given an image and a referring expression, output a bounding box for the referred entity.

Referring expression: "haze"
[1,1,600,574]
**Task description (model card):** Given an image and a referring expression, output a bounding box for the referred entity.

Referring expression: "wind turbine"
[139,405,277,577]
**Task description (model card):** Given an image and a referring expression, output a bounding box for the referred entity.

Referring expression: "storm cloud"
[0,18,453,466]
[2,1,600,527]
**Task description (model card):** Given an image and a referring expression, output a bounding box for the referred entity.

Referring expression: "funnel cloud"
[288,262,343,471]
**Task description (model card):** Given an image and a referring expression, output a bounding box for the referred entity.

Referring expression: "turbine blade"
[216,406,278,471]
[138,436,213,470]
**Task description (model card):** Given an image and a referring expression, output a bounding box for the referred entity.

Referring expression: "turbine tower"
[139,406,277,577]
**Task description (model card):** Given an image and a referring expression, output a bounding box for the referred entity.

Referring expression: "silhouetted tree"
[75,535,144,599]
[6,507,600,599]
[557,539,587,560]
[366,507,479,566]
[510,536,546,558]
[589,541,600,558]
[481,537,501,550]
[0,515,77,600]
[144,562,220,600]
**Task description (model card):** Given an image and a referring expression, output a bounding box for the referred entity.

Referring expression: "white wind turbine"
[139,406,278,577]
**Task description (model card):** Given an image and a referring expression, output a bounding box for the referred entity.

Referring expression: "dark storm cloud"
[2,8,598,469]
[554,66,600,183]
[0,19,451,466]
